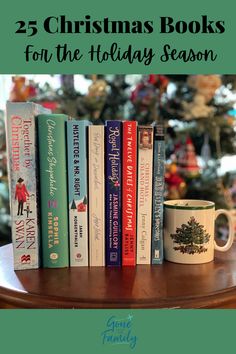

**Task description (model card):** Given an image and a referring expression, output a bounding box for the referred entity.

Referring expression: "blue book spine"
[105,121,122,266]
[151,125,165,264]
[67,120,91,266]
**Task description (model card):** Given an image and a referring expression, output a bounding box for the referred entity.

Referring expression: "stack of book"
[6,102,165,270]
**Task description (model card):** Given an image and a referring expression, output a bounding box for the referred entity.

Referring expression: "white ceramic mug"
[164,199,234,264]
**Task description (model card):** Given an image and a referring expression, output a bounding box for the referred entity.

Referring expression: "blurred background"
[1,74,236,246]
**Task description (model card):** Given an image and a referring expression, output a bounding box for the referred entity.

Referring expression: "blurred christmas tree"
[9,74,236,211]
[2,73,236,244]
[160,75,236,211]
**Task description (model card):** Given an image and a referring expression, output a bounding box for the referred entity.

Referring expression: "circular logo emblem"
[50,253,58,260]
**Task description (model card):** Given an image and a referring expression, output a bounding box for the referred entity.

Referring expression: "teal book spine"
[37,114,69,268]
[67,120,91,266]
[151,125,165,264]
[6,102,50,270]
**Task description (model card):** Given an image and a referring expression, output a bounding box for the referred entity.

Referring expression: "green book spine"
[38,114,69,268]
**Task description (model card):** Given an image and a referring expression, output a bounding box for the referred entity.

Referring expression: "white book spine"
[88,126,105,266]
[136,126,154,264]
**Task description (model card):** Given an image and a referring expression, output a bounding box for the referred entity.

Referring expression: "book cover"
[136,126,154,264]
[38,114,69,268]
[88,125,105,266]
[105,120,122,266]
[67,120,91,266]
[151,124,165,264]
[122,121,137,266]
[6,102,50,270]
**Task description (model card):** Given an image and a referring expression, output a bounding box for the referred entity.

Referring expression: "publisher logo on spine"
[21,254,31,264]
[110,252,118,262]
[50,253,58,260]
[101,314,137,350]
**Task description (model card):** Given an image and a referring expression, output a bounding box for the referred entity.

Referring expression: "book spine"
[6,102,50,270]
[88,125,105,266]
[67,120,90,266]
[151,125,165,264]
[38,114,69,268]
[136,126,154,264]
[105,121,122,266]
[122,121,137,266]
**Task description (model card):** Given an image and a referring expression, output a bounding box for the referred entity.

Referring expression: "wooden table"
[1,243,236,308]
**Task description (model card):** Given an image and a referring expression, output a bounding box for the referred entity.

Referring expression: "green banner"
[1,309,236,353]
[0,0,236,73]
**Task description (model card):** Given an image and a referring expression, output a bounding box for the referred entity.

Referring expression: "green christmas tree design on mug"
[170,216,210,255]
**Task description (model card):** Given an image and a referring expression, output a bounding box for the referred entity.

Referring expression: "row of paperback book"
[6,102,165,270]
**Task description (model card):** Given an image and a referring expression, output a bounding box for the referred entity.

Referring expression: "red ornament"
[165,163,187,199]
[148,75,169,93]
[178,137,200,177]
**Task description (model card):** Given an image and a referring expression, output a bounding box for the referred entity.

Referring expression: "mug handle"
[214,209,234,252]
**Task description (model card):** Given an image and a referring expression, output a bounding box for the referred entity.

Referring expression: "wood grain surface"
[1,243,236,308]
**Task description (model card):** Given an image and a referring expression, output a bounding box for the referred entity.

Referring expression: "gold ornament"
[87,79,107,98]
[182,94,215,120]
[187,75,222,103]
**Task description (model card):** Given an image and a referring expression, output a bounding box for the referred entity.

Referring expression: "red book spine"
[122,121,137,266]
